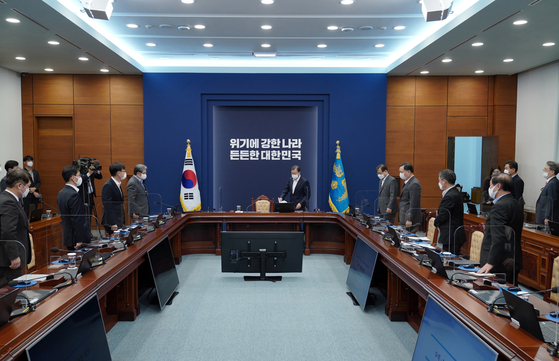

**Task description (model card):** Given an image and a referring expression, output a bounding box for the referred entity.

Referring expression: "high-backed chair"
[545,248,559,303]
[469,231,484,263]
[27,232,36,270]
[251,195,274,213]
[426,213,438,246]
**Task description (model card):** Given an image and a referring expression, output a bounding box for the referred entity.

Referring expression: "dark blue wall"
[143,73,387,212]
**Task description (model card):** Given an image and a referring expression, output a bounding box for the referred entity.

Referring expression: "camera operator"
[78,160,103,217]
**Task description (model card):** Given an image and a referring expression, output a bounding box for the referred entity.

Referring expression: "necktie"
[19,198,24,207]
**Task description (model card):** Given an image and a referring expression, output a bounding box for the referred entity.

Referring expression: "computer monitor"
[548,220,559,237]
[26,295,112,361]
[346,236,378,310]
[467,203,478,215]
[412,296,498,361]
[147,236,180,310]
[220,231,304,281]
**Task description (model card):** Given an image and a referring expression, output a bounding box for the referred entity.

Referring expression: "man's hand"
[33,192,40,198]
[545,219,550,225]
[111,224,118,231]
[386,208,392,213]
[486,201,492,204]
[478,263,494,274]
[9,257,21,269]
[296,203,302,210]
[30,187,36,193]
[405,220,412,227]
[278,198,283,202]
[76,242,82,249]
[133,213,139,219]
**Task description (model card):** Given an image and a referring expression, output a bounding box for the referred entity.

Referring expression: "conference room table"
[1,211,557,360]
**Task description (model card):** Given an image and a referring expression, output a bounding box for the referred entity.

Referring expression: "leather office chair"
[544,248,559,303]
[251,195,274,213]
[469,231,484,263]
[27,232,36,270]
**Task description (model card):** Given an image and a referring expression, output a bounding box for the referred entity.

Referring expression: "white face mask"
[291,174,299,180]
[27,161,33,167]
[438,182,444,191]
[140,173,147,180]
[544,172,550,179]
[399,172,406,180]
[121,172,127,180]
[377,173,385,180]
[489,185,498,199]
[20,184,30,198]
[75,176,83,187]
[503,169,509,174]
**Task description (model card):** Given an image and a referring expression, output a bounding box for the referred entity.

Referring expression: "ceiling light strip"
[448,35,477,52]
[55,34,82,50]
[109,13,424,19]
[481,10,522,32]
[85,51,106,64]
[406,67,422,76]
[108,65,123,74]
[423,53,445,66]
[11,8,50,31]
[528,0,543,6]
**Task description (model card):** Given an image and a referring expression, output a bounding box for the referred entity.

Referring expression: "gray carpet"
[107,254,417,361]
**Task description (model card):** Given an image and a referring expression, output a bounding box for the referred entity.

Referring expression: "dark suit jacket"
[511,174,525,206]
[0,177,6,193]
[101,178,125,228]
[0,191,31,268]
[25,168,41,191]
[127,176,150,217]
[536,176,559,224]
[57,185,91,247]
[433,187,466,251]
[399,176,422,225]
[480,193,524,272]
[377,175,398,217]
[280,176,311,211]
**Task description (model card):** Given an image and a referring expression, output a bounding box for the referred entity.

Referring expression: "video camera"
[73,157,102,175]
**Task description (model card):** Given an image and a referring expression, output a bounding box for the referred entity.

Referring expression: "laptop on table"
[29,208,44,222]
[424,248,476,282]
[274,202,294,213]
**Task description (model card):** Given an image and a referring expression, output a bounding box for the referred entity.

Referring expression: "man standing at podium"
[279,165,311,211]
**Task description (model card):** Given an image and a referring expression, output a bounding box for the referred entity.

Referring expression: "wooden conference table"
[1,212,557,360]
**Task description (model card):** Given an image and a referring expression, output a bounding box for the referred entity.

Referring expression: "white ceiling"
[0,0,557,75]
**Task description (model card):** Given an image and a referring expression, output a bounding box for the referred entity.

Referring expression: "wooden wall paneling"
[448,76,489,106]
[386,77,415,106]
[22,105,34,158]
[493,105,517,166]
[447,117,488,137]
[21,74,33,104]
[420,197,442,211]
[386,107,415,173]
[32,75,73,104]
[110,76,143,105]
[447,106,487,117]
[74,105,112,168]
[493,75,517,106]
[413,107,447,198]
[415,77,448,106]
[74,75,110,105]
[110,105,144,168]
[33,104,74,116]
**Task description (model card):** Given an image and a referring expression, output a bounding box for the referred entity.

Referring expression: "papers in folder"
[278,198,287,203]
[14,274,50,282]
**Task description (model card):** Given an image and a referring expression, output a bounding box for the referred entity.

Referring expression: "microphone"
[157,201,180,216]
[39,196,60,214]
[8,274,55,287]
[52,270,78,289]
[486,286,559,318]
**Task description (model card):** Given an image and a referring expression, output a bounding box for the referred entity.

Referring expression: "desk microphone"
[8,274,55,287]
[52,270,78,289]
[157,201,180,216]
[0,291,35,316]
[39,197,60,214]
[486,286,559,318]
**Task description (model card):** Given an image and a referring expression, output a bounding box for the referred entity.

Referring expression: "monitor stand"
[243,250,284,282]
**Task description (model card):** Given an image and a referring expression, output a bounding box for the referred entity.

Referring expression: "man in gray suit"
[127,164,150,219]
[376,164,398,223]
[399,162,422,229]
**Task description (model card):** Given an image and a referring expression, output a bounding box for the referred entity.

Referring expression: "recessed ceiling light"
[513,20,527,25]
[327,26,339,31]
[261,0,274,4]
[127,24,139,28]
[503,58,513,62]
[100,69,109,72]
[374,44,385,48]
[359,26,373,31]
[393,26,406,30]
[340,0,354,4]
[6,18,20,23]
[420,71,429,74]
[472,42,483,46]
[253,52,276,57]
[475,70,484,74]
[48,41,60,45]
[543,42,555,47]
[442,59,452,63]
[78,57,89,61]
[146,42,157,47]
[317,44,327,48]
[261,25,272,30]
[194,24,205,29]
[261,44,271,48]
[45,68,54,72]
[178,26,191,31]
[15,57,26,60]
[203,43,213,47]
[181,0,195,3]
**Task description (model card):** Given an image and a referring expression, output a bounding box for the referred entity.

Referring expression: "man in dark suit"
[279,165,311,211]
[398,162,421,229]
[375,164,398,223]
[22,155,41,217]
[57,165,91,250]
[0,170,32,287]
[434,169,465,255]
[102,162,126,235]
[504,160,524,207]
[127,164,150,218]
[536,161,559,225]
[479,173,524,285]
[0,160,19,193]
